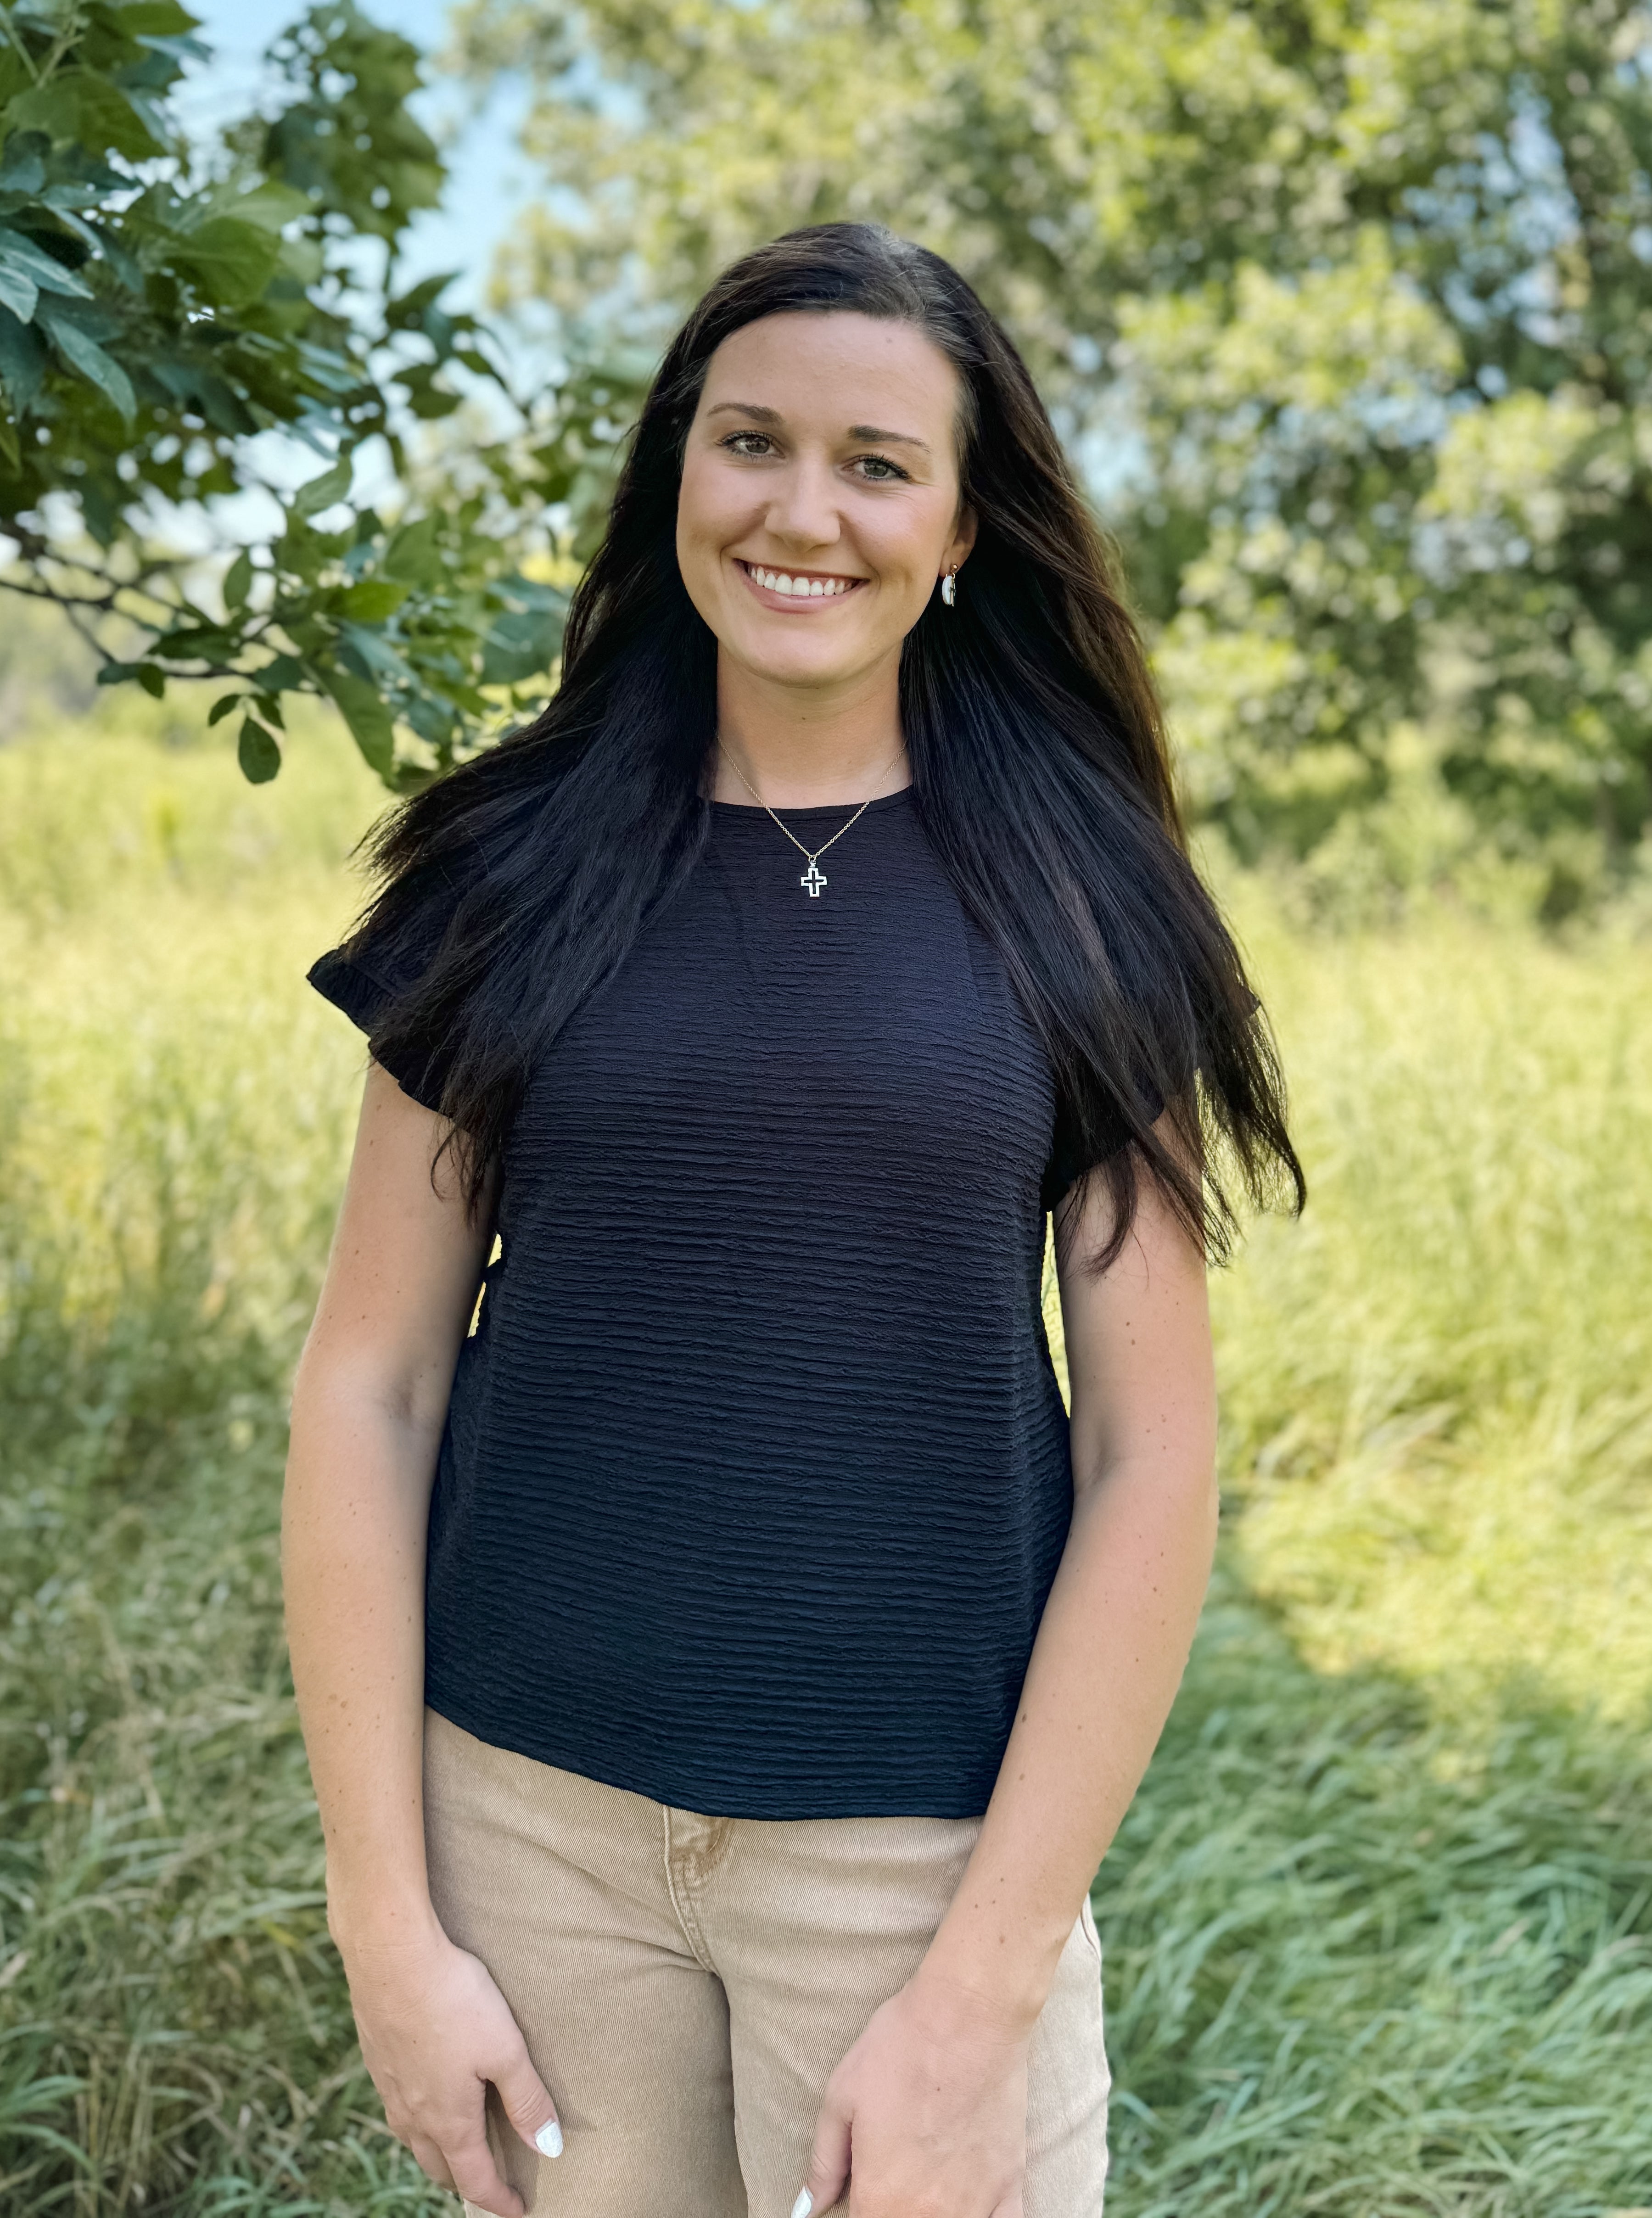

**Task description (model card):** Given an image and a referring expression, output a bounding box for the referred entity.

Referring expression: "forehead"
[697,311,961,435]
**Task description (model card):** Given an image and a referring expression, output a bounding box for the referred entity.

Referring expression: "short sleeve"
[1042,1096,1123,1215]
[308,938,453,1115]
[1042,1068,1168,1215]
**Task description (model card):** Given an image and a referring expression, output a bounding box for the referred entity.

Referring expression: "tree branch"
[0,573,125,616]
[0,4,43,84]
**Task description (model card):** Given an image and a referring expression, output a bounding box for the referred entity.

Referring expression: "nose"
[764,453,842,553]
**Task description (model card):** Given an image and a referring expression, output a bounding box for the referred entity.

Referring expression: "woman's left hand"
[795,1966,1031,2218]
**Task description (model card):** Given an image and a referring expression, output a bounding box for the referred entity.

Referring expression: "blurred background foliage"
[2,0,1651,918]
[0,0,640,784]
[452,0,1652,921]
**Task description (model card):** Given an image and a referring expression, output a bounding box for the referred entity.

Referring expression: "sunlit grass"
[1214,884,1652,1725]
[1,728,1647,2214]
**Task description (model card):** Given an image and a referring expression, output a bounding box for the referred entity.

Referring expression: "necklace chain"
[721,743,906,897]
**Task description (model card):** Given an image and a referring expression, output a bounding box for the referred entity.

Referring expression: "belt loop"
[661,1804,718,1972]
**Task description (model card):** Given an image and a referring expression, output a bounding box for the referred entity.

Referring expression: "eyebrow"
[705,401,931,454]
[848,423,931,453]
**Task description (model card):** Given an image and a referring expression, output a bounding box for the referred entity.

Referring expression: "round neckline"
[709,784,913,822]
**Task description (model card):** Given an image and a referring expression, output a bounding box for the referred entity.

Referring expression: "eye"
[852,453,911,483]
[719,431,775,458]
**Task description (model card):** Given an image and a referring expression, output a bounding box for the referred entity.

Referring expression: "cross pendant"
[800,859,827,897]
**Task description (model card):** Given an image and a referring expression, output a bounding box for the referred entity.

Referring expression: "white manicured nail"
[790,2194,812,2218]
[535,2119,564,2158]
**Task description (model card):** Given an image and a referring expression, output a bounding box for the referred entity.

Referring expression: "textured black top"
[309,788,1076,1818]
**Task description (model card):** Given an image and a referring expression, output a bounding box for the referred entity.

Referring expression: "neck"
[711,650,910,807]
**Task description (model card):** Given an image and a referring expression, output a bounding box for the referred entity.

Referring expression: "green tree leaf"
[37,309,136,419]
[320,667,395,776]
[291,455,353,518]
[237,717,282,782]
[222,550,253,613]
[336,577,412,621]
[10,72,169,162]
[170,216,282,308]
[0,134,49,196]
[381,515,444,586]
[115,3,208,39]
[0,230,94,298]
[0,263,36,321]
[481,603,567,685]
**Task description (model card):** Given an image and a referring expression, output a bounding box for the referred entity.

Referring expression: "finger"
[795,2088,852,2218]
[491,2033,564,2161]
[989,2193,1026,2218]
[447,2129,527,2218]
[407,2133,457,2193]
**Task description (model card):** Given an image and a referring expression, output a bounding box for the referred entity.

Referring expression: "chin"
[757,654,864,691]
[734,633,866,689]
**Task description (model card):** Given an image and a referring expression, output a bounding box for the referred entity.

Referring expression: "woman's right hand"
[338,1917,561,2218]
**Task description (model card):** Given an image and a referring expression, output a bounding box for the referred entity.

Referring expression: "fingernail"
[790,2195,812,2218]
[535,2120,564,2159]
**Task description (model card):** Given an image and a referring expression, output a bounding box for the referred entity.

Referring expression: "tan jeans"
[424,1709,1109,2217]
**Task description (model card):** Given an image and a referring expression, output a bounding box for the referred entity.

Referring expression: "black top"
[309,788,1077,1818]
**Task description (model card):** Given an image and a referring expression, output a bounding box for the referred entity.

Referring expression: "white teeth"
[749,564,851,597]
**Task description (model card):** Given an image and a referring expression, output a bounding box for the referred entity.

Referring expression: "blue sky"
[181,0,531,311]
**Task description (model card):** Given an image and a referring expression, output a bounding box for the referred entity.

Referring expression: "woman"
[285,222,1301,2218]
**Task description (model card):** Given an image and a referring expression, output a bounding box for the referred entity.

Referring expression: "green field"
[1,726,1648,2216]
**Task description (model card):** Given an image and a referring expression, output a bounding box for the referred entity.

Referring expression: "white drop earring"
[941,565,959,607]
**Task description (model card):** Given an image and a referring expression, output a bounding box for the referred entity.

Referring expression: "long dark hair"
[358,221,1303,1267]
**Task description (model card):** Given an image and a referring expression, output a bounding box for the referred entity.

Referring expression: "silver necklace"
[721,744,906,898]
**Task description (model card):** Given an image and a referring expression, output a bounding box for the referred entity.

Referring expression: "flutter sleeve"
[308,899,457,1115]
[1042,1064,1170,1214]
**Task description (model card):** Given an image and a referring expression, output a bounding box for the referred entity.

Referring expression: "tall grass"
[1214,885,1652,1723]
[0,728,408,2214]
[1,727,1647,2214]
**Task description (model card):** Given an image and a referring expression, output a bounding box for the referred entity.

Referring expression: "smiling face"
[675,310,976,698]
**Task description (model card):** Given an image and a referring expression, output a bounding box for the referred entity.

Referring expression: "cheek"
[678,457,747,554]
[864,496,954,582]
[674,463,717,579]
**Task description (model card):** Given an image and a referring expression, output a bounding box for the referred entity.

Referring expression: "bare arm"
[285,1064,488,1940]
[924,1151,1218,2016]
[284,1064,559,2215]
[799,1142,1218,2218]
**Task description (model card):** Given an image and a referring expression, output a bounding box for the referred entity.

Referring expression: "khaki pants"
[424,1709,1110,2217]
